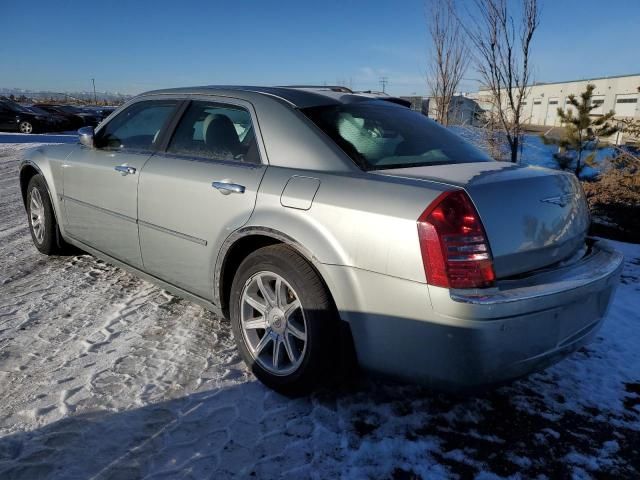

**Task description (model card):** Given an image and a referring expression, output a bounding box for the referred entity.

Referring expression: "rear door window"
[166,101,261,164]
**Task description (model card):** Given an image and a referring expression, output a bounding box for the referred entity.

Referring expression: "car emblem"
[540,193,574,207]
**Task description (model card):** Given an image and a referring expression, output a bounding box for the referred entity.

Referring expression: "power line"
[379,77,389,93]
[91,78,97,104]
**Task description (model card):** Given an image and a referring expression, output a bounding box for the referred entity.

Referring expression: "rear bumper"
[327,239,623,389]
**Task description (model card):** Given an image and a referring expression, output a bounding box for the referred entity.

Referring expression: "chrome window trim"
[155,151,264,170]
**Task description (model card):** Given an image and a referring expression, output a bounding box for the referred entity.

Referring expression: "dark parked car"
[28,106,70,131]
[0,98,61,133]
[82,105,116,121]
[32,104,100,128]
[31,104,84,130]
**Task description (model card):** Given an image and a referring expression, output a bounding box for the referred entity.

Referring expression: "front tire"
[19,121,34,134]
[26,174,68,255]
[229,244,337,395]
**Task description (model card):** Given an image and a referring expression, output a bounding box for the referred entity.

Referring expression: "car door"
[138,98,267,300]
[62,99,180,269]
[0,104,16,131]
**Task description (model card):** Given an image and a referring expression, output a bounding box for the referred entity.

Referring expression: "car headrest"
[202,114,241,155]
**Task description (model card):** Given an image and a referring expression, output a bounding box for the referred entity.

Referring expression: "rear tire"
[229,244,337,395]
[26,174,71,255]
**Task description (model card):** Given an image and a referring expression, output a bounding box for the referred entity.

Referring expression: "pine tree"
[542,84,618,175]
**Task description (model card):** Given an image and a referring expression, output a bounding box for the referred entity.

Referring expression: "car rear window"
[301,102,493,170]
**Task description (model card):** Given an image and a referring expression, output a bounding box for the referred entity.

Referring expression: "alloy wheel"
[240,271,307,376]
[30,188,45,244]
[20,121,33,134]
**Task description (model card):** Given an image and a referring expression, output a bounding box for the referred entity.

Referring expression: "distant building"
[399,96,429,115]
[400,94,484,126]
[473,73,640,127]
[438,95,484,126]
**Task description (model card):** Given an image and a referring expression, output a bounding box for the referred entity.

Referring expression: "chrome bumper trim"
[449,239,623,306]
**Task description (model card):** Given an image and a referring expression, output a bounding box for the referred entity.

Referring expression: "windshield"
[29,106,49,115]
[59,105,83,113]
[302,102,493,170]
[1,101,32,113]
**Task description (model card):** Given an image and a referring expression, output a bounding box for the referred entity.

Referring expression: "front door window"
[95,101,178,151]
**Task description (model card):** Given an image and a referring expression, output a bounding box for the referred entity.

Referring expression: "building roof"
[529,72,640,88]
[478,73,640,92]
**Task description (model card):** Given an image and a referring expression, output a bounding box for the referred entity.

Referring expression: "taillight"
[417,190,495,289]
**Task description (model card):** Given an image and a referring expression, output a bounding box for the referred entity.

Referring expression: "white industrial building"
[400,95,484,126]
[475,73,640,127]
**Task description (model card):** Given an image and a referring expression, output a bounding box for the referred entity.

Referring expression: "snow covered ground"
[0,140,639,479]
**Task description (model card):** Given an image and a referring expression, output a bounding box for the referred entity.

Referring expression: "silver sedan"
[19,86,623,394]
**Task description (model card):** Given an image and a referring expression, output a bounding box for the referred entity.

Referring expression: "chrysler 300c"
[19,85,623,393]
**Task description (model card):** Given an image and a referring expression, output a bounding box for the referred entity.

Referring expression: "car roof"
[139,85,410,109]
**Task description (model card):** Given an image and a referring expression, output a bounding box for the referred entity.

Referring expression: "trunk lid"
[375,162,590,278]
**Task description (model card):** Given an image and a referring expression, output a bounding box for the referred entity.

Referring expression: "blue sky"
[2,0,639,96]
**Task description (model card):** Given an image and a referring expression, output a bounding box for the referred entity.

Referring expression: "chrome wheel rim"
[30,188,45,244]
[20,122,33,134]
[240,271,307,376]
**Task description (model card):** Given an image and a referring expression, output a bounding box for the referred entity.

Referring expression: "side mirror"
[78,126,95,147]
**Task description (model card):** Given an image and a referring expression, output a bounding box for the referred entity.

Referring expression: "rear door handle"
[212,181,245,195]
[115,165,136,176]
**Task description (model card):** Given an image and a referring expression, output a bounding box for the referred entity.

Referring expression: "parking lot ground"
[1,140,639,479]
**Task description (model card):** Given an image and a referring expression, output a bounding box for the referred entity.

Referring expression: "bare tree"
[458,0,540,162]
[618,117,640,140]
[426,0,469,126]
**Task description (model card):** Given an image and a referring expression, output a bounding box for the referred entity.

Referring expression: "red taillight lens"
[417,190,495,289]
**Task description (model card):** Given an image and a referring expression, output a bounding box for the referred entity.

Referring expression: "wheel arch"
[215,227,333,318]
[19,163,41,208]
[19,161,65,241]
[19,143,73,232]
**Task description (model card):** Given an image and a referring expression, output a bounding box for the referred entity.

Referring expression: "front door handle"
[212,181,245,195]
[115,165,136,176]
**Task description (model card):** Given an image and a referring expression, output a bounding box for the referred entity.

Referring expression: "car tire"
[229,244,337,395]
[19,121,34,134]
[26,174,70,255]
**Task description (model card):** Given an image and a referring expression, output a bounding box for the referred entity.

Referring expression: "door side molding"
[62,194,137,224]
[138,220,208,246]
[62,194,207,246]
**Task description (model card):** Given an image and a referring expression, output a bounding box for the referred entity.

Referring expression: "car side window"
[95,101,178,151]
[166,101,261,164]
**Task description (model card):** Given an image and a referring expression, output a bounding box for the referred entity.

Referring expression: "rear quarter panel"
[246,166,450,283]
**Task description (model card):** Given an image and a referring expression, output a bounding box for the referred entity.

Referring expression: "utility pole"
[379,76,389,93]
[91,78,97,104]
